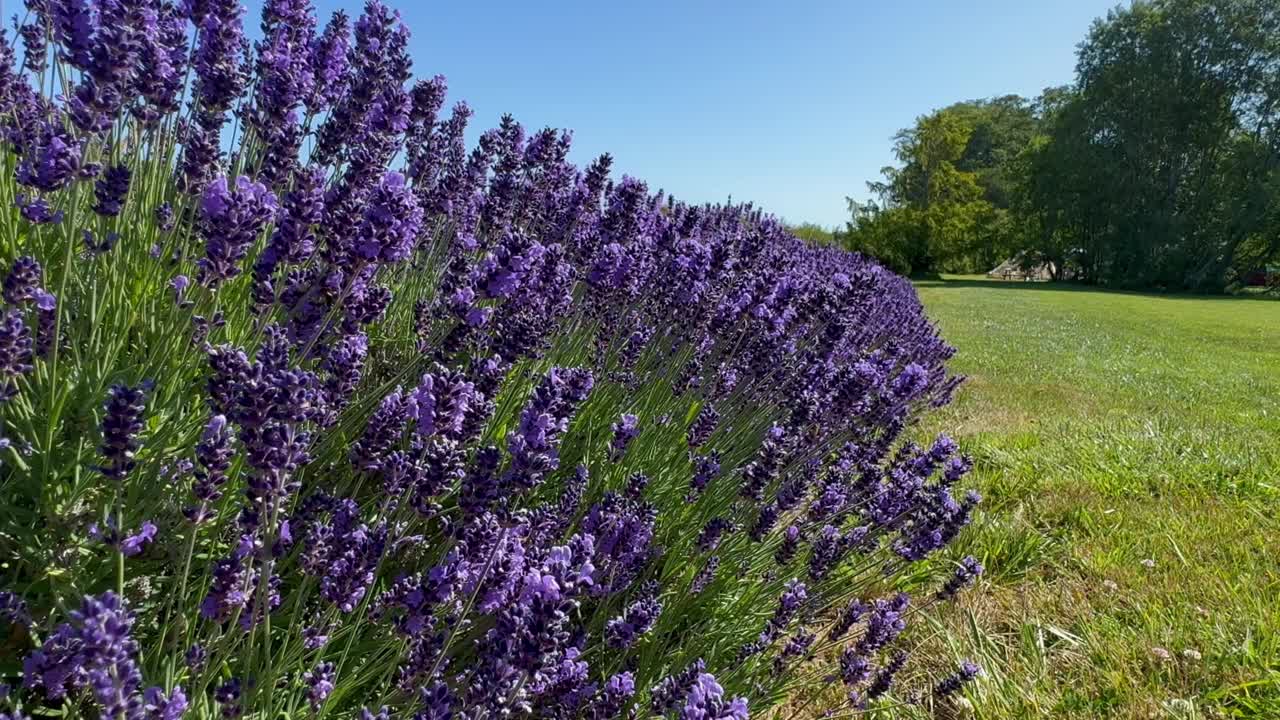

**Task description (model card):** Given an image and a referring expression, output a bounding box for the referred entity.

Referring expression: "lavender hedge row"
[0,1,983,718]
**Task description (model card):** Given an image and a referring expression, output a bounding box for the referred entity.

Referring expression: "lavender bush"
[0,1,983,718]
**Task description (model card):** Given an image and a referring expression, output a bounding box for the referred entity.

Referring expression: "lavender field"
[0,1,988,719]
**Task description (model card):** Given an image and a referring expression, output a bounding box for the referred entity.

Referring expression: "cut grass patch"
[907,276,1280,719]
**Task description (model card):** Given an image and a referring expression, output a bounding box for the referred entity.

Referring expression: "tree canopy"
[837,0,1280,291]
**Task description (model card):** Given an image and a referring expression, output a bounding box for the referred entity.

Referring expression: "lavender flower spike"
[198,176,279,286]
[98,385,146,481]
[354,172,424,265]
[934,660,982,697]
[680,673,748,720]
[609,412,639,460]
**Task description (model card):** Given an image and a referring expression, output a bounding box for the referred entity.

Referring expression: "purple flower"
[839,647,871,686]
[303,662,335,711]
[299,498,388,612]
[133,3,188,125]
[406,366,477,441]
[192,0,250,115]
[808,524,859,581]
[201,536,280,630]
[767,580,807,637]
[179,113,226,192]
[856,594,910,656]
[423,100,473,215]
[892,362,929,400]
[936,555,984,601]
[16,195,64,225]
[93,165,131,217]
[691,555,720,593]
[609,412,639,460]
[98,384,146,481]
[740,424,788,501]
[22,592,145,720]
[605,582,662,648]
[306,11,350,114]
[584,672,635,720]
[143,685,188,720]
[248,0,318,183]
[581,490,655,594]
[4,256,42,305]
[302,625,329,650]
[52,0,95,71]
[198,176,279,286]
[16,122,82,192]
[505,367,593,491]
[80,230,119,255]
[170,276,192,307]
[652,659,706,714]
[354,172,424,264]
[892,483,980,562]
[184,644,206,671]
[17,13,47,74]
[119,521,157,557]
[254,166,325,300]
[775,627,816,674]
[155,203,175,231]
[866,650,907,700]
[696,518,734,552]
[680,673,748,720]
[687,404,719,449]
[689,452,720,499]
[311,0,410,167]
[624,470,650,500]
[0,590,30,627]
[406,74,448,184]
[351,388,410,472]
[320,332,369,421]
[934,660,981,697]
[828,598,870,642]
[186,414,234,523]
[215,677,243,718]
[33,289,56,358]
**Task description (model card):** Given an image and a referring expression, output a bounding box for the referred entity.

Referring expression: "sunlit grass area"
[910,276,1280,719]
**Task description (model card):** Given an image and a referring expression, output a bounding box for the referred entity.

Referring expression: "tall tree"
[1029,0,1280,290]
[846,99,1039,274]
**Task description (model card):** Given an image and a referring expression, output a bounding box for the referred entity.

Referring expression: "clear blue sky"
[264,0,1120,228]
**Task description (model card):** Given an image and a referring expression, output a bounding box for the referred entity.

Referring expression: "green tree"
[1026,0,1280,290]
[786,222,838,246]
[846,101,1035,274]
[835,0,1280,289]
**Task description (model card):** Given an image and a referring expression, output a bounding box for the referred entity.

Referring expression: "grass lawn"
[910,276,1280,719]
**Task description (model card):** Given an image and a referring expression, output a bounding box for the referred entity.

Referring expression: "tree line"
[823,0,1280,292]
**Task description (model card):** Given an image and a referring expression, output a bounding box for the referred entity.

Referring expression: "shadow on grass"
[915,275,1280,303]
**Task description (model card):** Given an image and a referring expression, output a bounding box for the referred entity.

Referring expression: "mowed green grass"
[910,276,1280,719]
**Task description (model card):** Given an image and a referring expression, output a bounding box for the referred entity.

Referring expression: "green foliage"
[784,221,839,247]
[843,98,1041,276]
[838,0,1280,291]
[1026,0,1280,290]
